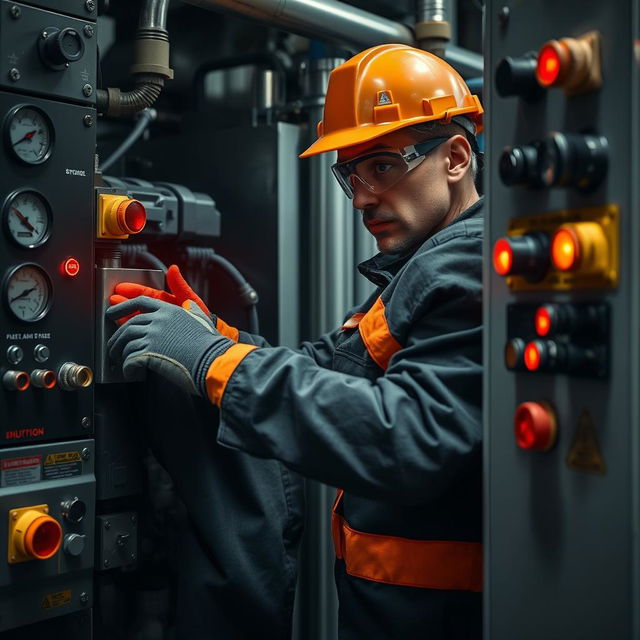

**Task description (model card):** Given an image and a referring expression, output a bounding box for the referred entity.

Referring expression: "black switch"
[495,52,546,101]
[499,142,544,187]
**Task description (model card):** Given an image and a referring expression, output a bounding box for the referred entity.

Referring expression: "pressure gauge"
[5,264,52,322]
[4,190,52,248]
[4,105,54,165]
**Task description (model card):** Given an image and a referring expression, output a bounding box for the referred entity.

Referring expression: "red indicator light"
[524,341,542,371]
[551,227,580,271]
[514,401,557,451]
[536,43,564,87]
[62,258,80,278]
[493,238,513,275]
[117,200,146,234]
[535,306,552,337]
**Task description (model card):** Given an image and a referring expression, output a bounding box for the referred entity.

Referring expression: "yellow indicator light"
[552,222,608,276]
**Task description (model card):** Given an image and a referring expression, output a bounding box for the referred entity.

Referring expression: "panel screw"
[85,0,95,11]
[80,592,89,605]
[9,5,21,18]
[498,6,510,27]
[8,68,19,82]
[104,559,110,567]
[82,84,93,97]
[81,415,92,427]
[83,24,94,38]
[130,553,136,561]
[81,447,90,460]
[104,520,110,529]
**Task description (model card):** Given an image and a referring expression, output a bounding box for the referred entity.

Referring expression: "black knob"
[499,143,543,187]
[61,497,86,523]
[39,27,85,70]
[539,132,608,191]
[495,53,545,101]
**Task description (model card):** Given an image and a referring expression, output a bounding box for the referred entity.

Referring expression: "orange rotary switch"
[8,505,62,563]
[98,194,147,239]
[514,401,557,451]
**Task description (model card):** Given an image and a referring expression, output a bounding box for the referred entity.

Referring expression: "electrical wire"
[100,108,157,173]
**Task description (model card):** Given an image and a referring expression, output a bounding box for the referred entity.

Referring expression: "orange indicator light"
[493,238,513,275]
[62,257,80,277]
[535,306,552,337]
[118,200,147,234]
[524,341,542,371]
[551,227,580,271]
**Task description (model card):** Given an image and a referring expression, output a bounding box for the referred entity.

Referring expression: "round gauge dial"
[5,264,52,322]
[4,191,52,248]
[5,106,54,165]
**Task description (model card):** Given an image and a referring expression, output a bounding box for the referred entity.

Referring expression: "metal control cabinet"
[485,1,640,638]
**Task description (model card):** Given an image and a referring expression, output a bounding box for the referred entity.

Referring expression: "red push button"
[62,257,80,277]
[514,401,557,451]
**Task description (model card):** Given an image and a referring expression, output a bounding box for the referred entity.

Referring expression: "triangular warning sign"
[566,410,606,475]
[378,91,392,105]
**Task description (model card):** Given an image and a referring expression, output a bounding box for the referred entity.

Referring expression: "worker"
[108,43,484,639]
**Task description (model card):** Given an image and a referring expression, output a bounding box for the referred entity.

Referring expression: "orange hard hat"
[300,44,483,158]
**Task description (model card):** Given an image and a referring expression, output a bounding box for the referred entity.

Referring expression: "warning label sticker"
[41,589,72,609]
[43,451,82,481]
[1,455,42,487]
[566,410,606,475]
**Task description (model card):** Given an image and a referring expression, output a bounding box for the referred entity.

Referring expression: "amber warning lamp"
[535,31,602,96]
[98,194,147,239]
[514,401,557,451]
[551,222,608,275]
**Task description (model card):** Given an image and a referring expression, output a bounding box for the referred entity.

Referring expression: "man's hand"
[110,264,211,318]
[106,297,233,395]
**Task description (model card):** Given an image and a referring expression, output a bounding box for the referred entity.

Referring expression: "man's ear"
[446,134,472,184]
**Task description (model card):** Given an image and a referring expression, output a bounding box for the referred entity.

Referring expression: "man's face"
[337,130,453,255]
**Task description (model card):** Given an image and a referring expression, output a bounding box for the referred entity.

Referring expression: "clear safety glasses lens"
[331,137,450,199]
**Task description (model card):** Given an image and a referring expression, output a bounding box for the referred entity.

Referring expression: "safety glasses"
[331,137,450,199]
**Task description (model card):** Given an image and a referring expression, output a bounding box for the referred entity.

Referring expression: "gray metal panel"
[485,2,638,638]
[0,439,95,631]
[0,1,97,104]
[17,1,97,20]
[0,91,95,445]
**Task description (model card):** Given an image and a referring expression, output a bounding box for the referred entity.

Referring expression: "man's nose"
[352,178,380,210]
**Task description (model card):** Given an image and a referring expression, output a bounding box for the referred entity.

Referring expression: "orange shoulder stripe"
[205,343,258,406]
[358,297,402,370]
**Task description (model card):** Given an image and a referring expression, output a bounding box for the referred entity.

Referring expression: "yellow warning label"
[41,589,72,609]
[44,451,81,466]
[566,410,606,475]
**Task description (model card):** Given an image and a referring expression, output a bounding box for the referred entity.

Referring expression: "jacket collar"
[357,196,484,287]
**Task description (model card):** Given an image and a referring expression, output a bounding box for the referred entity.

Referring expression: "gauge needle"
[10,286,36,303]
[13,130,36,146]
[11,208,35,233]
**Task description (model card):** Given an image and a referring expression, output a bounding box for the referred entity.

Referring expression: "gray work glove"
[106,297,234,396]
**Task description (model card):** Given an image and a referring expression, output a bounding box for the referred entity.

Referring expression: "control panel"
[485,1,640,637]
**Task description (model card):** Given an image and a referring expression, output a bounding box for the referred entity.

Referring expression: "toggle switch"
[514,401,557,451]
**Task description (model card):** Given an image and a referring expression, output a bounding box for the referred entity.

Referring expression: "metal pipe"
[139,0,170,30]
[181,0,414,50]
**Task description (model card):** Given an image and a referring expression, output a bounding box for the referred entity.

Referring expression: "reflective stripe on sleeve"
[215,317,239,342]
[332,491,482,592]
[205,343,258,406]
[358,297,402,370]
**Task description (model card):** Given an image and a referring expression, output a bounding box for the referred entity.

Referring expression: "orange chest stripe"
[358,297,402,370]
